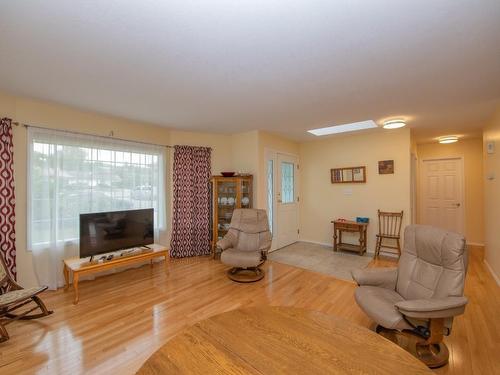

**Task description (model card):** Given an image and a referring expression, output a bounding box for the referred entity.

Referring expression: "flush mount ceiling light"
[382,119,406,129]
[307,120,377,136]
[438,136,459,144]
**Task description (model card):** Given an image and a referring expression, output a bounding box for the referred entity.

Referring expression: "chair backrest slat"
[377,210,404,238]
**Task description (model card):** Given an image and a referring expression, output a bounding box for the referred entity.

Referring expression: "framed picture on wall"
[342,168,353,181]
[378,160,394,174]
[331,166,366,183]
[353,168,365,181]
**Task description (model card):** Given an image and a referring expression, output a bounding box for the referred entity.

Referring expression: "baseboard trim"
[484,259,500,287]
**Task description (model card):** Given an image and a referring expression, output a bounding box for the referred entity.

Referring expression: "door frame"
[264,148,300,252]
[410,153,418,225]
[418,156,466,235]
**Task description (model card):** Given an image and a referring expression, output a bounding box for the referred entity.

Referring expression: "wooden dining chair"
[0,253,52,343]
[375,210,404,258]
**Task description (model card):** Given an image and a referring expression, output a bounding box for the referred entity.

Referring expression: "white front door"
[420,158,465,234]
[276,153,299,248]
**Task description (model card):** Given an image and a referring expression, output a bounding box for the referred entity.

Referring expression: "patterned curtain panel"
[0,118,16,281]
[170,145,212,258]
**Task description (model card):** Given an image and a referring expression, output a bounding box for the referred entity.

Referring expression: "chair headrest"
[404,224,466,269]
[230,209,270,234]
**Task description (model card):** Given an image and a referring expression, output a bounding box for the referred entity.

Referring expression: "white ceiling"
[1,1,499,142]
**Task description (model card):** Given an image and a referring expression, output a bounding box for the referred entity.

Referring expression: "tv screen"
[79,208,154,258]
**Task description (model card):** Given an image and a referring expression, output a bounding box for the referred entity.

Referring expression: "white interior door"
[276,153,299,248]
[420,158,465,234]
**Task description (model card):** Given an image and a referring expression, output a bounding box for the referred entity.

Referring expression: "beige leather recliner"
[352,224,468,368]
[218,209,272,283]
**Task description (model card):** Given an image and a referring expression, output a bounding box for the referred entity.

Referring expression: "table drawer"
[335,223,359,231]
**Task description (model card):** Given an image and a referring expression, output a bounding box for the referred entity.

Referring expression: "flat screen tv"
[79,208,154,258]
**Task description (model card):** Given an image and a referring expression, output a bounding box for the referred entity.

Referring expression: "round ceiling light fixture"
[382,119,406,129]
[438,136,459,144]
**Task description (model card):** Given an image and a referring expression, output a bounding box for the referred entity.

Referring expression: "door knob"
[454,203,461,207]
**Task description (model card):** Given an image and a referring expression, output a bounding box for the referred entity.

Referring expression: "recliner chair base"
[376,326,449,369]
[226,267,264,283]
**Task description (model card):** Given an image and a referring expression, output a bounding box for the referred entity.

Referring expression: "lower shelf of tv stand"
[63,244,168,305]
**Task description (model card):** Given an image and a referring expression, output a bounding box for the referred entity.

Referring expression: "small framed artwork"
[331,166,366,183]
[353,168,365,181]
[342,168,353,182]
[378,160,394,174]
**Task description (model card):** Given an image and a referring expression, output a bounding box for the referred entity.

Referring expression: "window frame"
[26,128,167,250]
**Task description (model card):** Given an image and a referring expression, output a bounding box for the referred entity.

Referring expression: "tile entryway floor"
[268,241,373,281]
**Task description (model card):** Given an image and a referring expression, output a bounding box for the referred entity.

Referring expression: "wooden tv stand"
[63,244,168,304]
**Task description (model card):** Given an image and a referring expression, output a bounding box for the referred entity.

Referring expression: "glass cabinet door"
[216,180,237,239]
[240,178,252,208]
[212,176,254,253]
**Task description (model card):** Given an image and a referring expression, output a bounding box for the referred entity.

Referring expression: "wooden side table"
[63,244,168,304]
[331,220,368,255]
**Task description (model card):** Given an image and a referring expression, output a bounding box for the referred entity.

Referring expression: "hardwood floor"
[0,246,498,375]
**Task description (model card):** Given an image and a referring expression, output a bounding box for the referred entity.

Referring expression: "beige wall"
[416,139,484,245]
[483,105,500,283]
[257,131,300,210]
[0,92,242,286]
[231,131,260,205]
[170,130,234,173]
[299,128,411,251]
[1,91,304,286]
[4,90,460,284]
[231,130,259,177]
[229,130,300,209]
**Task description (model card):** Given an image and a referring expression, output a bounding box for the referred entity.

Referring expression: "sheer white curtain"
[27,127,167,289]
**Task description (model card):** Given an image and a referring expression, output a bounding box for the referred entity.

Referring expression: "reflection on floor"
[0,246,497,375]
[269,241,372,281]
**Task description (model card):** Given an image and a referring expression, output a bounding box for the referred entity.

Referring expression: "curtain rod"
[10,121,209,150]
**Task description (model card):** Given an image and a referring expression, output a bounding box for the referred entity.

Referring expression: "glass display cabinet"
[211,175,253,257]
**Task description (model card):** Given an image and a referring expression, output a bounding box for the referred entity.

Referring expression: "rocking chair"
[0,253,53,343]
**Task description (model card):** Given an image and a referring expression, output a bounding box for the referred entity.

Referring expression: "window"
[281,161,294,203]
[267,159,273,232]
[27,128,166,249]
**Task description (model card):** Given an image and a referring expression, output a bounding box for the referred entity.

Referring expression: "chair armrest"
[395,296,468,319]
[258,232,272,253]
[217,229,238,251]
[351,268,398,289]
[216,237,233,251]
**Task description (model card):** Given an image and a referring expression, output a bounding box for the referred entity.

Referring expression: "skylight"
[307,120,378,136]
